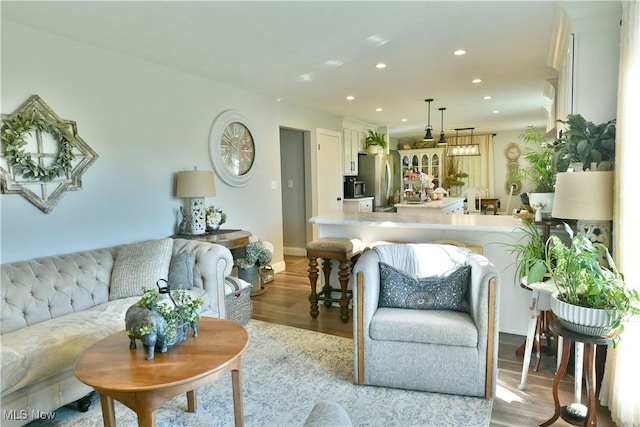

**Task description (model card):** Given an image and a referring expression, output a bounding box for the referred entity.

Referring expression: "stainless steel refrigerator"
[358,152,401,212]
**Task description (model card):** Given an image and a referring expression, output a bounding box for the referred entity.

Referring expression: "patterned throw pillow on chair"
[378,263,471,312]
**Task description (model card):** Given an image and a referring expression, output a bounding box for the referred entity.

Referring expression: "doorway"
[280,128,309,256]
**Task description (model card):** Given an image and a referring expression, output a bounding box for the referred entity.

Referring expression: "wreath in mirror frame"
[0,95,98,213]
[1,110,75,181]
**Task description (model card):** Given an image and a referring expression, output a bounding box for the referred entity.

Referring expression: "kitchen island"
[309,211,532,335]
[395,197,465,215]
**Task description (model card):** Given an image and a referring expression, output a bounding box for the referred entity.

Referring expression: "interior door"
[316,129,342,216]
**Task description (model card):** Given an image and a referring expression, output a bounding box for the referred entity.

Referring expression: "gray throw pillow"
[168,251,194,290]
[378,262,471,312]
[109,238,173,300]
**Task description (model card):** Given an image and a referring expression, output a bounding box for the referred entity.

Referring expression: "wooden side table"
[540,320,615,427]
[173,229,251,259]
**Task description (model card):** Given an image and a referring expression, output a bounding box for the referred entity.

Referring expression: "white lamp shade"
[176,170,216,198]
[551,171,613,221]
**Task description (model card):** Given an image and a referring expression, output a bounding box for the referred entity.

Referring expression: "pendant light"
[437,107,447,145]
[423,98,434,142]
[446,127,480,156]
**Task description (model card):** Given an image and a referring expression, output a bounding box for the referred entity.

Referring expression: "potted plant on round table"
[544,223,640,341]
[509,126,558,219]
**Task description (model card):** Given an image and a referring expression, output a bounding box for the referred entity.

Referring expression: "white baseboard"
[284,246,306,256]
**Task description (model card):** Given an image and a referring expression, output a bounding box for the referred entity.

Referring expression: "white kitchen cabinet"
[343,197,373,213]
[399,148,444,189]
[343,128,363,176]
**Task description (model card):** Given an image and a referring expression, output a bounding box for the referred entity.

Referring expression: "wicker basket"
[224,276,253,325]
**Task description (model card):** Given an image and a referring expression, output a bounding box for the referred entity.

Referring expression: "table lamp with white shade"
[176,168,216,235]
[551,171,614,247]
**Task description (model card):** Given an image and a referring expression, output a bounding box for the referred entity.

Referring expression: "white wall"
[557,1,621,122]
[0,22,341,264]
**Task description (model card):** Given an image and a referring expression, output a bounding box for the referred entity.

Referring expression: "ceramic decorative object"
[528,192,554,219]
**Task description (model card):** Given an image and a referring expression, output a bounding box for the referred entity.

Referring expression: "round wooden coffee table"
[75,317,248,427]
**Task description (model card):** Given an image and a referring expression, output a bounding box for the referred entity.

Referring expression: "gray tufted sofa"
[0,238,233,426]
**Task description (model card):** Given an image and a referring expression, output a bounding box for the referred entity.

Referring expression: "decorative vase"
[206,224,221,232]
[238,264,265,296]
[551,293,618,336]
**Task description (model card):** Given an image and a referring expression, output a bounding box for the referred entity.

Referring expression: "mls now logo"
[3,409,56,421]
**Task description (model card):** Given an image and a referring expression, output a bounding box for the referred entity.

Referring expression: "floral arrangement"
[130,287,204,342]
[205,206,227,229]
[235,236,273,269]
[443,160,469,190]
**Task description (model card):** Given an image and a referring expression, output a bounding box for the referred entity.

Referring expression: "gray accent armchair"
[352,243,500,398]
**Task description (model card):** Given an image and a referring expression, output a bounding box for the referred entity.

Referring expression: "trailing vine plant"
[1,109,75,181]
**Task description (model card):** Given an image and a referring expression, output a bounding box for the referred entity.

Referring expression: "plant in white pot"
[364,129,387,154]
[509,126,558,219]
[544,223,640,340]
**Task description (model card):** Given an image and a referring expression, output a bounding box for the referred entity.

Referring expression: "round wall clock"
[209,110,257,187]
[505,143,521,161]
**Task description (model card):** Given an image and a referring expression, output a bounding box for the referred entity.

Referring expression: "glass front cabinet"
[399,148,444,191]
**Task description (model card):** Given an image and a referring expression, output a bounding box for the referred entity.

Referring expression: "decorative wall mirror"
[0,95,98,213]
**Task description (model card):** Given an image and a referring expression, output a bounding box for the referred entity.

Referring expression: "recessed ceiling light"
[376,63,387,69]
[454,49,466,56]
[346,95,355,101]
[401,118,407,122]
[472,78,482,84]
[376,107,383,112]
[483,95,492,100]
[492,110,500,114]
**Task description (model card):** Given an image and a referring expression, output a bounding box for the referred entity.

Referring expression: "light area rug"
[32,319,492,427]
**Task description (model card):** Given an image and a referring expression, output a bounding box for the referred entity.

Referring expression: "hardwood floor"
[251,255,615,427]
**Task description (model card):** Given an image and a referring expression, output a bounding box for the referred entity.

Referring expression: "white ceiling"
[1,1,561,139]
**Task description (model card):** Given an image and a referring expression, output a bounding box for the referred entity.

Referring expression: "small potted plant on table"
[235,237,274,296]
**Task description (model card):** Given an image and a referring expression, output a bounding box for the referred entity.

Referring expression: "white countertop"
[395,197,464,209]
[343,197,373,202]
[309,211,527,233]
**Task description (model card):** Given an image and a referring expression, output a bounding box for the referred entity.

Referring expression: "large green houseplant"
[508,126,559,218]
[553,114,616,172]
[544,223,640,339]
[511,126,558,193]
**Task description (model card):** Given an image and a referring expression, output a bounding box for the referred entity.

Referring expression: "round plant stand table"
[540,320,615,427]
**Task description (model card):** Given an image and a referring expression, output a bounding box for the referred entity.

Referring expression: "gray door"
[280,128,307,255]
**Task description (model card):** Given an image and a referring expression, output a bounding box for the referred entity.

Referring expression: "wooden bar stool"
[306,237,363,323]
